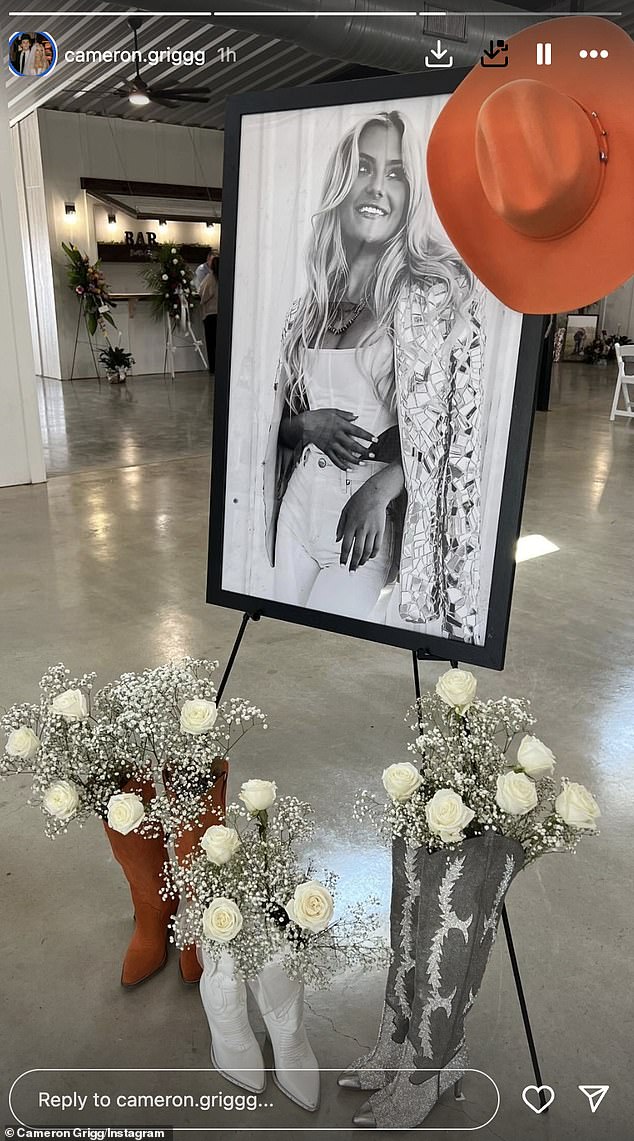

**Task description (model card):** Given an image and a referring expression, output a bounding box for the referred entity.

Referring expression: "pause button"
[536,42,552,66]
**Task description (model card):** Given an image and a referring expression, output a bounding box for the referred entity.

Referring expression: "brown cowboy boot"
[103,780,177,988]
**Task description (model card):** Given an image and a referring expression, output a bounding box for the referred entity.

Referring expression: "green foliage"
[98,345,135,370]
[142,243,197,323]
[62,242,117,339]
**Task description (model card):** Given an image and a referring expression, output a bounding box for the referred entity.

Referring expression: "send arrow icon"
[578,1085,609,1113]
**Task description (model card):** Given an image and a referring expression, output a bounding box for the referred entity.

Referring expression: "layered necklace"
[326,297,366,336]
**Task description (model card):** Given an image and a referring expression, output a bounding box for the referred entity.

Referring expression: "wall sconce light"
[107,212,117,226]
[205,220,215,229]
[65,202,77,219]
[158,218,167,228]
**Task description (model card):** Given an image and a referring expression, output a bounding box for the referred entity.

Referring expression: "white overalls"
[274,345,397,619]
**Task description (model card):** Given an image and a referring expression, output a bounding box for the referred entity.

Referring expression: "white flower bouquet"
[168,779,389,986]
[94,657,267,838]
[355,668,600,865]
[1,659,266,840]
[0,664,163,838]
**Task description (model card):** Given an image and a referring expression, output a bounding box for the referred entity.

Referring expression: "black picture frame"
[207,69,543,671]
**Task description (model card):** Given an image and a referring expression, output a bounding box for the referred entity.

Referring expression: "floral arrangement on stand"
[168,777,389,986]
[62,242,117,337]
[355,667,600,861]
[142,244,197,326]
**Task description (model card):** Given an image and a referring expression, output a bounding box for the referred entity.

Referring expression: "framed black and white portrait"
[562,313,599,361]
[207,71,543,670]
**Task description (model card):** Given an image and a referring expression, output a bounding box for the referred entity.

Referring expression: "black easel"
[216,611,548,1111]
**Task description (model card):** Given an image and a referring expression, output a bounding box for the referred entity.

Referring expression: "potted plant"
[98,344,135,383]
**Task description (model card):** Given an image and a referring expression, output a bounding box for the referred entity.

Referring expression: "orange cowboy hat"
[427,16,634,314]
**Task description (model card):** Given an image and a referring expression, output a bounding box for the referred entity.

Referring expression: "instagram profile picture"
[9,31,57,78]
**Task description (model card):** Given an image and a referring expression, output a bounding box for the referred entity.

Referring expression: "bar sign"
[536,42,552,66]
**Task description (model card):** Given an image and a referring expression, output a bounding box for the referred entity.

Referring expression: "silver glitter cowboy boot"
[339,837,423,1091]
[353,832,525,1128]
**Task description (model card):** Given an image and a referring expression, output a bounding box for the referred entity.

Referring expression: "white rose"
[239,779,277,813]
[6,726,40,760]
[555,782,601,831]
[202,897,243,942]
[382,762,423,802]
[496,771,538,816]
[43,779,80,821]
[107,791,145,834]
[180,698,218,735]
[50,689,88,722]
[435,669,477,712]
[286,880,334,933]
[517,735,555,779]
[425,789,475,843]
[201,824,241,865]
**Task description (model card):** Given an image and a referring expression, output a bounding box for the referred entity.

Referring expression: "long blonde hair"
[282,110,476,413]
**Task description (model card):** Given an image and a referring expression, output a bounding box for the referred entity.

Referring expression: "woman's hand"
[336,462,405,572]
[301,408,376,471]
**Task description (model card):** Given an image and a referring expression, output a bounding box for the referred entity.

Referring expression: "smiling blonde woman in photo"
[263,110,484,640]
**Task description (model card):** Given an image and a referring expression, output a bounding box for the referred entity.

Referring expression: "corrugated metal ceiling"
[4,2,632,131]
[3,4,345,129]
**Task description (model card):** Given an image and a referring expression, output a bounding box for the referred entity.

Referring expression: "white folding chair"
[610,344,634,421]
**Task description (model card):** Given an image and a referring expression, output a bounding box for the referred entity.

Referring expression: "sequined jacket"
[263,280,484,641]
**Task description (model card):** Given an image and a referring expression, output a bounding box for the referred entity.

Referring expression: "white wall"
[602,275,634,340]
[0,79,45,487]
[13,109,223,379]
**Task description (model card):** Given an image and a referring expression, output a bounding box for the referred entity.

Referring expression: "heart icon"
[522,1085,555,1114]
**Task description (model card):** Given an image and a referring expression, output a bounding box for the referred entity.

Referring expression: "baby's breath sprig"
[1,659,267,843]
[168,790,389,986]
[357,671,600,866]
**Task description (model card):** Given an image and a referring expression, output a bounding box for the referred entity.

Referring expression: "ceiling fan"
[121,17,211,107]
[64,16,212,108]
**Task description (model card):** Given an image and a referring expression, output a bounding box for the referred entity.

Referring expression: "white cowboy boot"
[199,948,265,1093]
[249,960,320,1112]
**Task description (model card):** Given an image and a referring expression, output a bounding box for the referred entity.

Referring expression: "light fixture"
[129,85,150,107]
[65,202,77,219]
[107,212,117,226]
[158,218,168,228]
[205,220,215,229]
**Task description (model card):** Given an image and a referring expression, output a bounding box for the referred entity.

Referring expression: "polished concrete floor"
[2,362,633,1139]
[37,370,214,475]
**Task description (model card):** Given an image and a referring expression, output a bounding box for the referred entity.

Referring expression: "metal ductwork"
[212,0,550,72]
